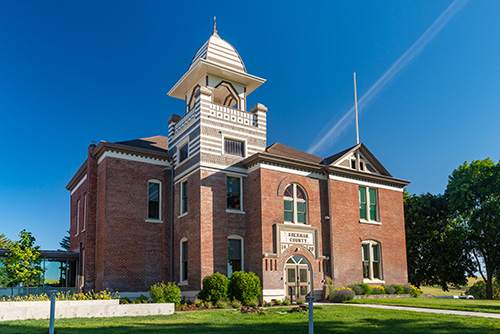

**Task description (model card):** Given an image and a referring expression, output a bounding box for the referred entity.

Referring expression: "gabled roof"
[324,143,392,177]
[266,143,324,164]
[116,135,169,153]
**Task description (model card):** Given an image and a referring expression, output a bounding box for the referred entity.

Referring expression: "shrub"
[404,284,422,297]
[383,285,396,294]
[215,300,228,308]
[282,299,290,306]
[197,272,229,303]
[228,271,261,306]
[392,284,405,294]
[356,283,372,295]
[194,299,203,308]
[148,282,181,307]
[263,301,272,307]
[247,299,259,307]
[370,285,385,295]
[296,299,304,305]
[204,301,212,308]
[348,285,364,295]
[231,299,242,308]
[330,287,355,303]
[273,299,282,306]
[119,297,131,304]
[324,276,335,299]
[134,294,149,304]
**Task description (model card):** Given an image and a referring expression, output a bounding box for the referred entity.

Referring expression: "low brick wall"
[0,300,174,321]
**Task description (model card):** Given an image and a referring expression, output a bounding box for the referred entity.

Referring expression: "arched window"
[283,184,307,224]
[362,240,383,281]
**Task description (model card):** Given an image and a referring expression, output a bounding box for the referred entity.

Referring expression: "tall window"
[228,236,243,277]
[180,180,188,214]
[179,143,189,163]
[283,184,307,224]
[227,176,242,210]
[359,186,378,221]
[83,193,87,231]
[180,239,188,282]
[362,240,382,281]
[75,199,80,236]
[148,181,161,220]
[224,138,245,157]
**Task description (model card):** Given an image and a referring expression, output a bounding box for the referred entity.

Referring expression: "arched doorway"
[284,255,311,299]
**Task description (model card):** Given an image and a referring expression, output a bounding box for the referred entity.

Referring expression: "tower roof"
[189,31,247,73]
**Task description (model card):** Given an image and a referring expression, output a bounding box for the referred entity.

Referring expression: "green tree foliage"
[59,230,70,251]
[1,230,43,294]
[228,271,261,306]
[0,233,11,249]
[404,191,474,290]
[445,158,500,299]
[197,272,229,303]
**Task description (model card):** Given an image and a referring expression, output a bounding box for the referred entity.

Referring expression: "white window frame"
[75,199,80,236]
[179,237,188,284]
[359,186,380,225]
[226,174,244,213]
[177,138,189,165]
[283,183,308,224]
[227,235,244,277]
[179,179,188,216]
[82,193,87,232]
[146,179,162,222]
[362,240,384,283]
[222,135,247,158]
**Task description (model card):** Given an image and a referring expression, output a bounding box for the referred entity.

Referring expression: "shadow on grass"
[1,307,499,334]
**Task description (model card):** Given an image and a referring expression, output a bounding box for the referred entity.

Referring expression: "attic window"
[360,161,365,171]
[224,138,245,157]
[351,160,356,169]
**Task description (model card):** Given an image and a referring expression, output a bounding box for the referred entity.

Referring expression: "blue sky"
[1,0,499,249]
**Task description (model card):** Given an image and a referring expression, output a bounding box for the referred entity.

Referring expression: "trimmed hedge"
[198,272,229,303]
[228,271,261,306]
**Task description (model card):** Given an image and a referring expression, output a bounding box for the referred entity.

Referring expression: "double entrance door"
[285,255,310,299]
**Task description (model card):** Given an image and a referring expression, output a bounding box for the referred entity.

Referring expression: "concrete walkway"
[316,302,500,319]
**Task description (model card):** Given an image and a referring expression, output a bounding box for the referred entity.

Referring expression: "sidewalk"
[316,302,500,319]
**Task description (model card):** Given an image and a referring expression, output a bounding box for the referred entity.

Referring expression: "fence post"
[306,295,314,334]
[49,290,57,334]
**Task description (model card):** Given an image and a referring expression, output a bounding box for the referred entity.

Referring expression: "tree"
[0,233,11,248]
[59,230,70,251]
[404,191,474,290]
[1,230,43,295]
[445,158,500,299]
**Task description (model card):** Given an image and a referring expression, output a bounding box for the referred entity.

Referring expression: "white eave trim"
[98,151,171,166]
[70,174,87,195]
[329,174,404,192]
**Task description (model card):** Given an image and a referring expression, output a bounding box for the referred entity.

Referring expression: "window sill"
[359,219,381,226]
[177,158,189,167]
[178,280,188,286]
[226,209,245,214]
[146,219,163,223]
[363,278,385,284]
[81,229,85,233]
[178,212,188,218]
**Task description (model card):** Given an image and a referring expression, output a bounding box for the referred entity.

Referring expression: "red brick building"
[66,29,410,301]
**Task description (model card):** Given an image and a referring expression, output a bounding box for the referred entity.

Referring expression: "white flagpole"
[354,72,359,145]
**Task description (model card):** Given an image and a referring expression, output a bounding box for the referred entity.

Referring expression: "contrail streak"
[307,0,469,155]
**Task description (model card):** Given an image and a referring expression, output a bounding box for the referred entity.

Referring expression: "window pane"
[300,285,308,296]
[370,205,377,221]
[284,211,293,222]
[148,201,159,219]
[284,200,293,211]
[179,144,188,162]
[363,261,370,278]
[372,244,380,261]
[360,204,367,220]
[373,261,381,279]
[299,268,307,282]
[297,212,305,223]
[182,182,188,197]
[296,187,305,200]
[228,239,242,260]
[369,188,377,205]
[362,244,369,261]
[297,201,306,213]
[148,183,159,201]
[284,186,293,198]
[182,242,188,261]
[359,187,366,203]
[287,268,296,283]
[227,177,241,209]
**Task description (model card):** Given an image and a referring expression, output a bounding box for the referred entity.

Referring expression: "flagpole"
[354,72,359,145]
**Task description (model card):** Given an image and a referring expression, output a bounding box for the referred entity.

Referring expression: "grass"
[1,306,500,333]
[347,297,500,314]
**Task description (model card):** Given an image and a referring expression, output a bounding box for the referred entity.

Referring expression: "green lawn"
[347,297,500,314]
[1,306,500,333]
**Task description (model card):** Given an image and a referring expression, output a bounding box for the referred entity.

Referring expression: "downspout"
[323,166,334,283]
[169,164,175,282]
